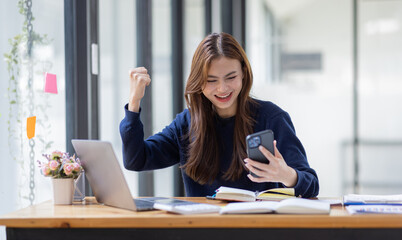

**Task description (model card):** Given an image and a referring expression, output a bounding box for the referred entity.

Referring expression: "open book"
[220,198,330,214]
[214,186,295,202]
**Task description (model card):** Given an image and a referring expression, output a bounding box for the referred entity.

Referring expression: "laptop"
[72,139,221,214]
[71,139,166,211]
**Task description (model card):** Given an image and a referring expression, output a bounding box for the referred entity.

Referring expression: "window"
[0,0,66,216]
[99,0,138,195]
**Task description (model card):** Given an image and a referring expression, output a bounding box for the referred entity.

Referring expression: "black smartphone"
[246,130,274,177]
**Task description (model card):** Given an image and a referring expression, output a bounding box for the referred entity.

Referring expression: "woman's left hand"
[244,140,298,187]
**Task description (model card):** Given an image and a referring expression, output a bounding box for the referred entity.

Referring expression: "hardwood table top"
[1,197,402,229]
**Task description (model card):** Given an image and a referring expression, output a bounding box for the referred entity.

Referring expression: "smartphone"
[246,129,274,177]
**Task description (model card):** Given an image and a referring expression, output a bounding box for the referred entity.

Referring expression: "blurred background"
[1,1,402,230]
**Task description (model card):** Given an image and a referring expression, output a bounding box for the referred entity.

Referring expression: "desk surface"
[1,197,402,229]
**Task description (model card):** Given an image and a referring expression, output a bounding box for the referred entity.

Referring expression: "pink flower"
[63,163,74,176]
[49,160,59,171]
[41,165,51,176]
[72,163,81,172]
[51,151,63,159]
[38,151,82,179]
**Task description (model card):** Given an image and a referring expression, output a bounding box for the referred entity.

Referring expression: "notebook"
[72,139,168,211]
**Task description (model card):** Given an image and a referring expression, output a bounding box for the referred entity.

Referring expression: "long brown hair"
[183,32,256,184]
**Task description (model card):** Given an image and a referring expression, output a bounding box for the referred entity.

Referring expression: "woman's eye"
[207,80,217,83]
[227,76,237,80]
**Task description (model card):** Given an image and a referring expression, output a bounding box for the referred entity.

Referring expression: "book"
[213,186,295,202]
[220,198,330,214]
[346,205,402,214]
[343,194,402,206]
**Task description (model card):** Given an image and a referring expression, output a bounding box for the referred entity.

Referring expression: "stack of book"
[343,194,402,214]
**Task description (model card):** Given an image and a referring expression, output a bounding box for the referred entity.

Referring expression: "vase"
[51,178,75,205]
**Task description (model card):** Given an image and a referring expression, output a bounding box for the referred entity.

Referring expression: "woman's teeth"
[216,93,231,99]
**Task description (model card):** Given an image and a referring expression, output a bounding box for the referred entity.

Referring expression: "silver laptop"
[72,139,221,214]
[71,139,166,211]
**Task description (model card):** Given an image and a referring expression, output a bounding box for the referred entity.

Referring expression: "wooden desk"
[1,197,402,240]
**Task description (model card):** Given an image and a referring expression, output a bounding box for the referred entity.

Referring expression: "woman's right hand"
[128,67,151,112]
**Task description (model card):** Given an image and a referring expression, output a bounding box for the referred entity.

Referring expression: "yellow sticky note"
[27,116,36,139]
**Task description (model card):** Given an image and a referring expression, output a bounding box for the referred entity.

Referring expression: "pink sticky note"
[44,72,58,94]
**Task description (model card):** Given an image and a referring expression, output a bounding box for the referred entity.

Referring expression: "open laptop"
[71,139,166,211]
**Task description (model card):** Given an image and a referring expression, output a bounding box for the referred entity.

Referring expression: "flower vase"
[52,178,75,205]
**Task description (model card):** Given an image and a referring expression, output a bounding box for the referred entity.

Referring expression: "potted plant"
[37,151,83,204]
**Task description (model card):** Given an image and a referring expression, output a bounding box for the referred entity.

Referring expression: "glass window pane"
[247,0,353,197]
[184,0,206,80]
[99,0,138,195]
[0,0,66,216]
[358,0,402,194]
[152,0,173,196]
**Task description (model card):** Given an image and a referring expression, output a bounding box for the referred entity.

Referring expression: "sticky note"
[44,72,58,94]
[27,116,36,139]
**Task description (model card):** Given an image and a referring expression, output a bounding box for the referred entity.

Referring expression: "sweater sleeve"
[270,112,319,198]
[119,104,182,171]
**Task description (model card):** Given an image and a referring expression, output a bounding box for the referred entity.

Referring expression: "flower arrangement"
[37,151,83,179]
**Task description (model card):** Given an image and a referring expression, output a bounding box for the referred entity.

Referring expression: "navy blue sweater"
[120,99,319,198]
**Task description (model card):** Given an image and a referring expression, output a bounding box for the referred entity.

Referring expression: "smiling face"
[202,56,243,118]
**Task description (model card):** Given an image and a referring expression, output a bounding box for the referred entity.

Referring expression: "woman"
[120,32,319,198]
